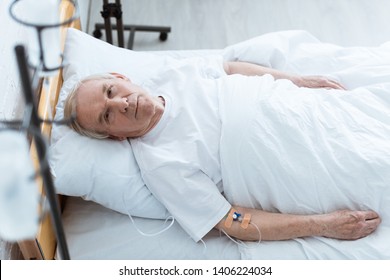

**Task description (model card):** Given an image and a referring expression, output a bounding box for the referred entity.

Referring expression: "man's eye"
[107,86,113,97]
[105,111,111,123]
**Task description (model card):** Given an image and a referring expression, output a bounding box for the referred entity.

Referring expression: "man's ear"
[110,72,131,82]
[109,135,127,141]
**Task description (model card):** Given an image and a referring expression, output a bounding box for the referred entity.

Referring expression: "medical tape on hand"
[220,210,261,249]
[224,208,237,228]
[225,208,252,230]
[241,213,251,229]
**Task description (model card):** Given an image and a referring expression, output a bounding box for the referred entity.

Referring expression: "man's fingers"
[364,218,381,236]
[318,80,345,90]
[361,210,380,220]
[325,79,346,90]
[366,217,381,227]
[359,211,381,237]
[331,81,346,90]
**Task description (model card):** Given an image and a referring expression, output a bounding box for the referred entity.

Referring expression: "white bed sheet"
[60,31,390,259]
[62,197,242,259]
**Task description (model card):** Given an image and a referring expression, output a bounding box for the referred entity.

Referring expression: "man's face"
[76,74,164,139]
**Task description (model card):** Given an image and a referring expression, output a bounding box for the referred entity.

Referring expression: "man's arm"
[223,61,345,90]
[215,206,381,241]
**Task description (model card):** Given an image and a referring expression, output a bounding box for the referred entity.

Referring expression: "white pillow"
[62,28,176,84]
[49,28,172,219]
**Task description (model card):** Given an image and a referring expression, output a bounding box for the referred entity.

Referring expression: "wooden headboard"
[18,0,80,260]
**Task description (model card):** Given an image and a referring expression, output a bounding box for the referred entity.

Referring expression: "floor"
[85,0,390,51]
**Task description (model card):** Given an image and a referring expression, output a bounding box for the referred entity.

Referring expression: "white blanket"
[218,31,390,259]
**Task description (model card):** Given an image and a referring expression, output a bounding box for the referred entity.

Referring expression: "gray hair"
[64,73,116,139]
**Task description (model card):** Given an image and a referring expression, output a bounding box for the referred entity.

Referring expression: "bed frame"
[18,0,80,260]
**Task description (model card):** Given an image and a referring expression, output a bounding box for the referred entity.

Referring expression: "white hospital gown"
[130,56,231,242]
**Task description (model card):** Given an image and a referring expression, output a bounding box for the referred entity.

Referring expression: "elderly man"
[64,60,381,243]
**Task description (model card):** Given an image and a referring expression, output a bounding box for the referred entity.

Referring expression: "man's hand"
[292,75,346,90]
[224,61,346,90]
[318,209,381,240]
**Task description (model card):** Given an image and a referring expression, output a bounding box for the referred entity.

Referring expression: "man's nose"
[108,97,128,113]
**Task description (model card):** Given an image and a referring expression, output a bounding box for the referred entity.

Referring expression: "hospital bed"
[26,1,390,260]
